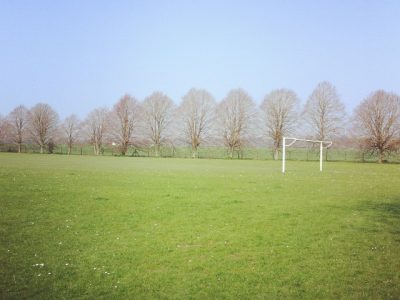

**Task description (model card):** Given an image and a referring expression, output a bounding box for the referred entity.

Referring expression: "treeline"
[1,81,399,163]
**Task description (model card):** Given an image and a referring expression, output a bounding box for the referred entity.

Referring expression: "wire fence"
[1,143,400,163]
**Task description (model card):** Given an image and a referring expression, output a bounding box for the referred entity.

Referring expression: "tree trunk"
[18,143,21,153]
[94,144,100,155]
[121,143,127,156]
[40,145,44,154]
[273,148,279,160]
[378,151,383,163]
[229,147,234,159]
[68,144,72,155]
[191,147,198,158]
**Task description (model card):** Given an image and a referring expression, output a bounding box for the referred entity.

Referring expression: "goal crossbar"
[282,137,332,173]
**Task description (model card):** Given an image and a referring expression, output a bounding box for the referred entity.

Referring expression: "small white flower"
[65,263,69,266]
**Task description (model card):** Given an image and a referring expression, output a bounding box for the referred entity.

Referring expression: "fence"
[1,142,400,163]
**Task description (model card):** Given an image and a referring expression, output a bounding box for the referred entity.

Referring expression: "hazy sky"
[1,0,399,119]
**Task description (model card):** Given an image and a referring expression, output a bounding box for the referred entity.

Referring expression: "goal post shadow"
[282,137,332,173]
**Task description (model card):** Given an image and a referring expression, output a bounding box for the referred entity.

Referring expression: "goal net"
[282,137,332,173]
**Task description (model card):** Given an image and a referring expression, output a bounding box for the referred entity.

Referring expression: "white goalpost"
[282,137,332,173]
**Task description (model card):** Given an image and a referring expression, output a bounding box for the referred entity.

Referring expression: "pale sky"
[1,0,399,119]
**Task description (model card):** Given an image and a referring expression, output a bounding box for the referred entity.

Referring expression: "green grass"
[1,153,399,299]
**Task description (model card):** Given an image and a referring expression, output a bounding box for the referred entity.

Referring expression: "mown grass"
[0,153,399,299]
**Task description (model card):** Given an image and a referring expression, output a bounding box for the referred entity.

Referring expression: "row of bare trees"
[1,104,59,154]
[1,82,399,162]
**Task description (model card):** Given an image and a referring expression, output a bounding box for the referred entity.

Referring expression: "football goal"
[282,137,332,173]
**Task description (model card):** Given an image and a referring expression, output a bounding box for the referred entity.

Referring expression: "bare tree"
[217,89,257,158]
[178,88,216,158]
[8,105,29,153]
[28,103,59,153]
[61,114,80,155]
[84,107,109,155]
[110,94,140,155]
[141,91,174,157]
[261,89,299,160]
[353,90,400,163]
[0,114,6,143]
[303,81,346,140]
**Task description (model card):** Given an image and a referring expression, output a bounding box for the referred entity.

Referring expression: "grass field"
[1,153,399,298]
